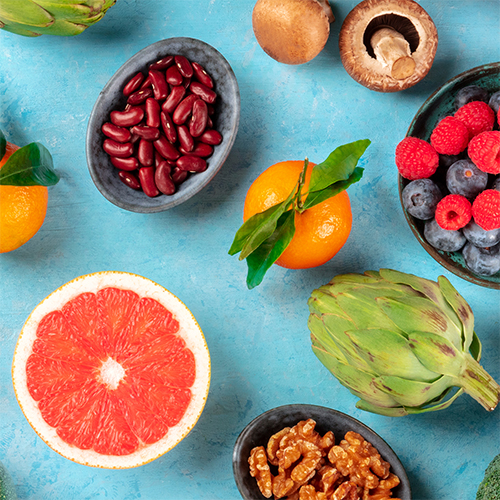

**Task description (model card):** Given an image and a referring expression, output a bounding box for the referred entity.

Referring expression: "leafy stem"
[229,139,371,289]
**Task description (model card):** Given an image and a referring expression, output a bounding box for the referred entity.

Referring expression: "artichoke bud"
[308,269,500,416]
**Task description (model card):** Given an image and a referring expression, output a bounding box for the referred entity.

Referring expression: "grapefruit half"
[12,271,210,469]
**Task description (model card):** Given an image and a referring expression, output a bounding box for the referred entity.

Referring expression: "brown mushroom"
[339,0,438,92]
[252,0,335,65]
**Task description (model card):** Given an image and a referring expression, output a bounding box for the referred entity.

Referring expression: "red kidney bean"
[110,107,144,127]
[166,65,183,86]
[206,116,213,129]
[199,129,222,145]
[103,139,133,158]
[189,99,208,138]
[127,87,153,105]
[123,72,145,96]
[102,122,131,143]
[182,76,192,89]
[192,61,214,88]
[130,133,141,145]
[166,159,178,167]
[149,69,169,100]
[176,155,207,172]
[137,139,154,166]
[189,81,217,104]
[110,156,139,171]
[140,75,152,89]
[119,170,141,190]
[171,167,188,184]
[145,98,160,128]
[150,55,174,71]
[160,111,177,144]
[179,142,213,157]
[175,55,193,78]
[177,125,194,152]
[207,105,215,115]
[173,94,199,125]
[154,135,180,161]
[139,167,160,197]
[155,161,176,195]
[131,125,160,141]
[162,85,185,113]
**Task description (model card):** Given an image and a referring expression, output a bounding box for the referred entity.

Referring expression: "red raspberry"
[468,131,500,174]
[430,116,469,155]
[395,137,439,180]
[472,189,500,230]
[435,194,472,230]
[454,101,495,139]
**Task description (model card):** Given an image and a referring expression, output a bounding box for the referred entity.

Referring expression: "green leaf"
[302,167,364,211]
[0,130,6,162]
[245,210,295,289]
[308,139,370,193]
[0,142,59,186]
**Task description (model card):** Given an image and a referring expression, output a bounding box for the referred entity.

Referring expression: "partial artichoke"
[308,269,500,416]
[0,0,116,37]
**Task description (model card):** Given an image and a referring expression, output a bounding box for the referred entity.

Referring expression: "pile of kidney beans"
[101,55,223,197]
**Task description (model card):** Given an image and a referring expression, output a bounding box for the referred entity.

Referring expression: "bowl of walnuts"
[232,404,411,500]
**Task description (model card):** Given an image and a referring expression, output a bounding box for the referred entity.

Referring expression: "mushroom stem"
[316,0,335,23]
[371,27,416,80]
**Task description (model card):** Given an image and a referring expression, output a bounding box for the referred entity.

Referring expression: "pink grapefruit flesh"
[12,272,211,468]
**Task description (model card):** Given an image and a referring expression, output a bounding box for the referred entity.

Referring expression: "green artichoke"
[308,269,500,416]
[0,0,116,37]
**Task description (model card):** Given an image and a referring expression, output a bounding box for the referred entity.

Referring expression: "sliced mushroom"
[252,0,335,65]
[339,0,438,92]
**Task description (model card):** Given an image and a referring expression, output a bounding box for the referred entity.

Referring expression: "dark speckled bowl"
[233,404,411,500]
[86,38,240,213]
[398,62,500,289]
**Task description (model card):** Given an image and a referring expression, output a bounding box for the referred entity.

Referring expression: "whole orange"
[0,142,48,253]
[243,160,352,269]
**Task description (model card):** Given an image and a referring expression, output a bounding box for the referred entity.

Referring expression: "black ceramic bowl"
[398,62,500,289]
[233,404,411,500]
[86,37,240,213]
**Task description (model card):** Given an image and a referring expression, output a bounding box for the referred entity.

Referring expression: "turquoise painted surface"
[0,1,499,499]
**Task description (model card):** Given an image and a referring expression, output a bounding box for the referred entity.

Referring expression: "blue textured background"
[1,1,499,499]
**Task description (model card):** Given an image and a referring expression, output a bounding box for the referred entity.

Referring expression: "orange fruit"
[243,160,352,269]
[0,142,48,253]
[12,272,211,469]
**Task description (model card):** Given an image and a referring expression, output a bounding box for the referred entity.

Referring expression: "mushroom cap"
[339,0,438,92]
[252,0,331,65]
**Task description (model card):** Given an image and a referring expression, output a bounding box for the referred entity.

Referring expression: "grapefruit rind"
[12,271,211,469]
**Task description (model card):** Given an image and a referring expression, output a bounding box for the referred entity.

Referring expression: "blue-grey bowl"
[398,62,500,289]
[233,404,411,500]
[86,37,240,213]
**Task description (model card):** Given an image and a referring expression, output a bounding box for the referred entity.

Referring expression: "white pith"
[12,271,211,469]
[98,357,126,390]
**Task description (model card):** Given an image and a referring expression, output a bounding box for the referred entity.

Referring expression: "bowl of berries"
[396,62,500,289]
[86,37,240,213]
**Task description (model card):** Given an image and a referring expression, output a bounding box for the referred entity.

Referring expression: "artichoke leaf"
[373,374,456,407]
[376,296,462,348]
[34,1,92,17]
[320,316,375,372]
[335,292,403,333]
[309,314,349,364]
[308,291,351,319]
[437,276,474,351]
[380,269,463,332]
[407,331,463,376]
[355,400,409,417]
[312,346,400,408]
[345,328,437,381]
[469,331,482,361]
[0,0,53,26]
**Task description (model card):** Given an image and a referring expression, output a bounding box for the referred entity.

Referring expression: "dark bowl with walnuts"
[232,404,411,500]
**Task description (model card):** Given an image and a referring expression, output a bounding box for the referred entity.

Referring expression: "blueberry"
[488,90,500,114]
[446,159,488,198]
[463,220,500,248]
[424,218,466,251]
[462,241,500,276]
[402,179,443,220]
[455,85,489,109]
[492,176,500,192]
[439,153,464,170]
